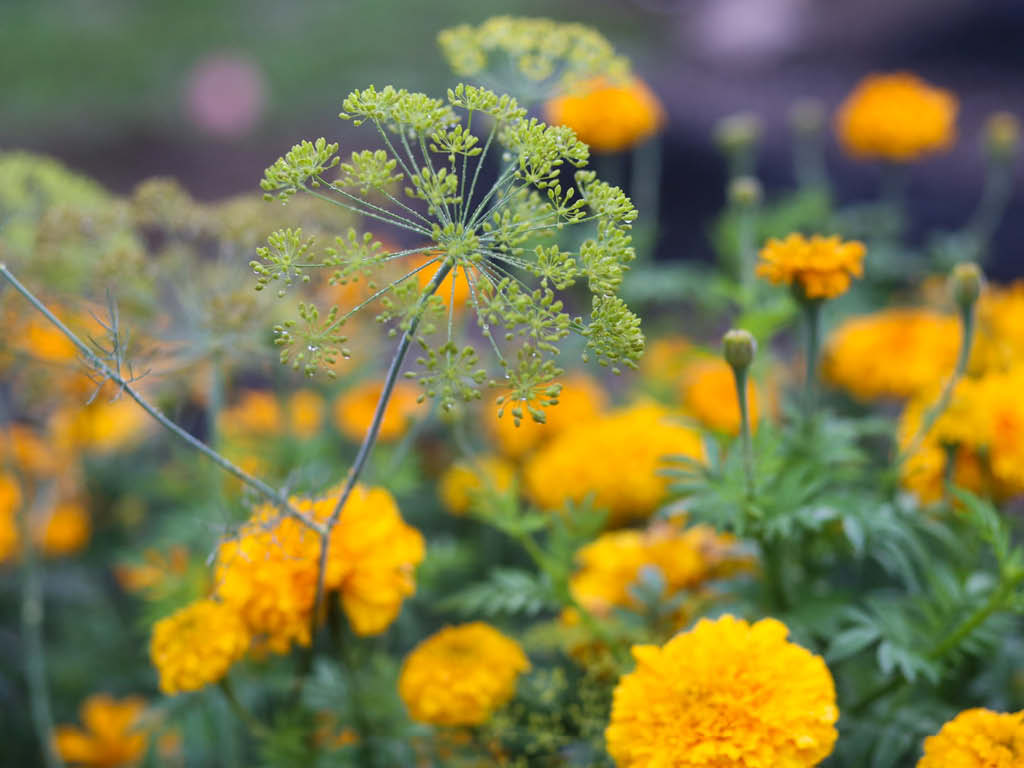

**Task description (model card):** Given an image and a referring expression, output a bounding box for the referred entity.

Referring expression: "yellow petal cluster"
[438,455,516,515]
[972,280,1024,373]
[53,693,148,768]
[333,380,422,443]
[486,373,607,459]
[836,72,957,162]
[524,402,704,524]
[34,501,91,557]
[917,708,1023,768]
[570,521,751,617]
[221,389,283,438]
[215,485,424,651]
[287,389,325,438]
[681,357,761,435]
[398,622,530,726]
[150,598,250,695]
[824,308,961,400]
[544,76,665,154]
[50,396,150,455]
[0,473,21,564]
[757,233,866,300]
[606,615,838,768]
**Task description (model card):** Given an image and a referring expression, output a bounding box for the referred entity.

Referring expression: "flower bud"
[723,329,757,371]
[728,176,762,208]
[788,98,826,137]
[713,112,761,154]
[983,111,1020,161]
[950,262,984,311]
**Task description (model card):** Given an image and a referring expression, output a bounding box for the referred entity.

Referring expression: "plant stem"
[218,679,270,740]
[731,366,756,497]
[929,570,1023,660]
[0,264,318,534]
[802,299,822,427]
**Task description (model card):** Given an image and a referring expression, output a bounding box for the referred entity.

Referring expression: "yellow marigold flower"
[0,473,21,564]
[221,389,283,438]
[487,373,607,459]
[757,233,866,300]
[5,422,59,476]
[606,615,838,768]
[398,622,530,726]
[333,379,421,443]
[544,76,665,154]
[918,708,1023,768]
[836,72,958,162]
[973,280,1024,373]
[287,389,324,438]
[34,501,91,557]
[824,308,961,400]
[53,693,148,768]
[412,251,482,310]
[570,521,750,617]
[149,598,250,695]
[524,402,704,525]
[681,357,761,435]
[50,396,150,455]
[438,455,516,515]
[639,336,695,388]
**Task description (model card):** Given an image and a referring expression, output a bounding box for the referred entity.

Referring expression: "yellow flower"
[918,708,1023,768]
[824,308,961,400]
[524,402,704,525]
[0,473,21,564]
[487,373,607,459]
[681,357,761,435]
[287,389,324,438]
[398,622,530,726]
[639,336,695,389]
[836,72,958,162]
[606,615,838,768]
[973,280,1024,373]
[570,521,751,617]
[438,455,516,515]
[333,379,421,443]
[150,598,250,695]
[221,389,283,438]
[757,233,866,300]
[412,251,483,310]
[53,693,148,768]
[5,423,59,477]
[50,396,150,455]
[34,501,91,557]
[544,76,665,153]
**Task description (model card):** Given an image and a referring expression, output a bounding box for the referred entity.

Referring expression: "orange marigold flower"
[836,72,958,162]
[639,336,696,389]
[824,308,961,400]
[53,693,148,768]
[50,396,150,455]
[917,708,1023,768]
[972,280,1024,373]
[0,473,21,564]
[34,501,91,557]
[681,357,761,435]
[412,252,482,310]
[287,389,325,438]
[606,615,838,768]
[544,76,665,154]
[221,389,283,438]
[333,379,422,443]
[398,622,530,726]
[438,455,516,515]
[757,233,865,300]
[150,598,250,695]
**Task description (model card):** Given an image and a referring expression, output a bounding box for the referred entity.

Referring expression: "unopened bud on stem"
[983,112,1020,162]
[950,262,984,312]
[729,176,762,208]
[723,329,757,371]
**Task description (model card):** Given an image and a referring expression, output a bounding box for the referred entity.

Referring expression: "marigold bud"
[788,98,826,136]
[950,262,984,311]
[713,112,761,154]
[728,177,762,208]
[723,329,757,371]
[983,111,1020,161]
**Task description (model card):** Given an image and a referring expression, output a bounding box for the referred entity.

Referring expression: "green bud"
[713,112,761,154]
[722,329,757,371]
[728,176,762,208]
[787,98,826,137]
[983,111,1020,161]
[950,262,984,311]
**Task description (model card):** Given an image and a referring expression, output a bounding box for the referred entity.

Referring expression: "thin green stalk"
[966,163,1014,262]
[736,207,757,308]
[0,265,319,534]
[218,679,270,740]
[802,300,822,426]
[732,367,756,497]
[929,570,1024,660]
[629,138,662,264]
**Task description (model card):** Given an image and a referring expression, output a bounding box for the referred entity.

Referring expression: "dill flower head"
[53,693,148,768]
[544,77,665,154]
[918,708,1023,768]
[836,72,958,162]
[757,233,866,300]
[570,522,749,617]
[221,389,283,438]
[824,308,961,401]
[333,379,421,444]
[398,622,530,726]
[524,402,704,524]
[149,598,250,695]
[681,357,761,435]
[34,501,91,557]
[486,373,607,459]
[438,455,516,515]
[606,615,838,768]
[0,473,21,564]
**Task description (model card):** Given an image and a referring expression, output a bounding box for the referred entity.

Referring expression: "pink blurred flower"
[185,54,266,137]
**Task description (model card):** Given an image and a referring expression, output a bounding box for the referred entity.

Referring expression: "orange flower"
[333,379,422,443]
[53,693,148,768]
[681,357,761,435]
[545,76,665,153]
[34,501,91,557]
[757,233,865,300]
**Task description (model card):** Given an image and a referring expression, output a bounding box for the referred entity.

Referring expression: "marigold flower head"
[681,357,761,435]
[398,622,530,726]
[287,389,324,438]
[0,473,22,564]
[34,501,91,557]
[544,76,665,154]
[606,615,838,768]
[487,373,607,459]
[5,423,59,477]
[757,233,865,300]
[917,708,1023,768]
[824,308,961,401]
[150,598,250,695]
[413,252,478,310]
[836,72,958,162]
[639,336,696,388]
[972,280,1024,373]
[333,379,421,443]
[53,693,148,768]
[221,389,283,438]
[523,402,704,524]
[50,395,150,455]
[438,455,516,515]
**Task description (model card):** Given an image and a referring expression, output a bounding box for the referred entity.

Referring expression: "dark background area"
[3,0,1022,276]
